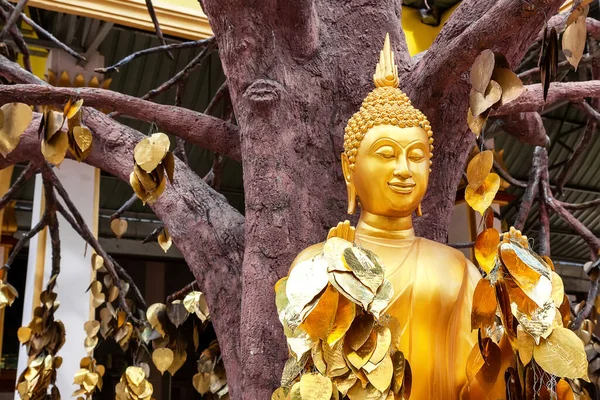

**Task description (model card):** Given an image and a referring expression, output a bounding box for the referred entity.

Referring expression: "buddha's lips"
[388,181,415,193]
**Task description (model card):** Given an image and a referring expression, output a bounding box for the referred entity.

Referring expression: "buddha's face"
[343,125,430,218]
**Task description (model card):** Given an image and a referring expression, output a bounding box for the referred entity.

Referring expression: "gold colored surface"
[288,35,481,398]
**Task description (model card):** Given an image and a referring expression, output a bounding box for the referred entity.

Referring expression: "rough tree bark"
[0,0,577,398]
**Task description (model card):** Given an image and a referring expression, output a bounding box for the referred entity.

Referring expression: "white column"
[17,160,99,397]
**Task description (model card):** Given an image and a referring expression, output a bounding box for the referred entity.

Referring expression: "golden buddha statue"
[289,35,482,399]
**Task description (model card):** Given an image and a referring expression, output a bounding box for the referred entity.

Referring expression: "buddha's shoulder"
[289,242,325,273]
[417,237,469,263]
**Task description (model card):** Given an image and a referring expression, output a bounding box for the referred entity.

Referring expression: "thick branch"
[495,81,600,115]
[514,147,542,230]
[491,112,549,147]
[0,84,241,161]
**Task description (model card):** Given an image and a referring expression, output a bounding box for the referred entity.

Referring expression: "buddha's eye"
[374,146,395,159]
[408,149,425,162]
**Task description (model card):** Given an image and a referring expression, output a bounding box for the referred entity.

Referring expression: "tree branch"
[0,83,241,161]
[556,121,596,195]
[495,81,600,115]
[0,0,85,62]
[0,0,27,40]
[110,194,138,221]
[166,281,195,303]
[514,147,542,230]
[491,112,550,147]
[95,38,213,74]
[144,0,173,60]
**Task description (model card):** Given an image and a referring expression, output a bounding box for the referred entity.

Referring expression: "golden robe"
[353,234,481,399]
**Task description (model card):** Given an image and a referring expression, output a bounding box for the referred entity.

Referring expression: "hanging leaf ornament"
[158,227,172,252]
[111,218,128,239]
[0,102,33,157]
[130,132,174,204]
[274,234,411,399]
[467,50,524,136]
[562,5,589,70]
[464,226,589,396]
[465,150,501,214]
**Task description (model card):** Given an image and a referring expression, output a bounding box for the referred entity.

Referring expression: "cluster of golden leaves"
[467,226,587,398]
[89,254,135,351]
[145,290,210,378]
[0,102,32,157]
[131,132,174,205]
[40,99,93,165]
[193,339,229,398]
[465,150,501,215]
[274,236,410,399]
[72,356,105,399]
[115,366,153,400]
[563,0,593,71]
[16,276,64,399]
[468,50,525,136]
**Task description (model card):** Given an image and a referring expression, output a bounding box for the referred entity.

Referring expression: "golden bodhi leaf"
[73,126,93,153]
[467,107,488,137]
[111,218,128,239]
[158,227,172,253]
[91,254,104,271]
[491,68,525,107]
[326,292,355,346]
[0,103,33,157]
[469,80,502,117]
[533,326,589,380]
[271,387,287,400]
[42,130,69,166]
[286,256,329,313]
[152,348,174,375]
[134,132,171,173]
[465,173,501,215]
[470,49,495,93]
[299,373,333,400]
[474,228,500,274]
[301,284,339,340]
[467,150,494,189]
[563,7,588,70]
[567,0,593,25]
[471,279,497,331]
[64,99,83,120]
[366,354,393,392]
[517,325,535,365]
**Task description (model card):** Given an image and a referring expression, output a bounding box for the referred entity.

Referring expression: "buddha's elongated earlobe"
[341,153,356,214]
[416,203,423,217]
[347,186,357,215]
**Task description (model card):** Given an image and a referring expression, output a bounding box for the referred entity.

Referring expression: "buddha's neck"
[355,210,416,241]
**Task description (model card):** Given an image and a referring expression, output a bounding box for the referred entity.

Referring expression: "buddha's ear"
[341,153,352,184]
[341,153,356,215]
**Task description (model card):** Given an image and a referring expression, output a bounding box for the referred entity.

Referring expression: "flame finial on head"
[373,33,399,88]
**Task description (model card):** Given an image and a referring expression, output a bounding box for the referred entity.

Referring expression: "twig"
[518,55,592,81]
[110,44,213,118]
[0,6,30,72]
[110,194,138,221]
[493,159,527,188]
[0,0,86,62]
[514,147,542,230]
[559,197,600,211]
[540,150,600,254]
[0,163,36,211]
[204,82,229,115]
[42,176,61,276]
[0,0,27,40]
[95,38,212,74]
[166,281,195,303]
[4,213,47,269]
[142,224,164,244]
[144,0,173,60]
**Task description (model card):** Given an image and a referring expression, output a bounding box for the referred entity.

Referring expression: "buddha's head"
[342,34,434,218]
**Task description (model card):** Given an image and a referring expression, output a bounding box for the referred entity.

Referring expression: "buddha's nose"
[393,158,412,179]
